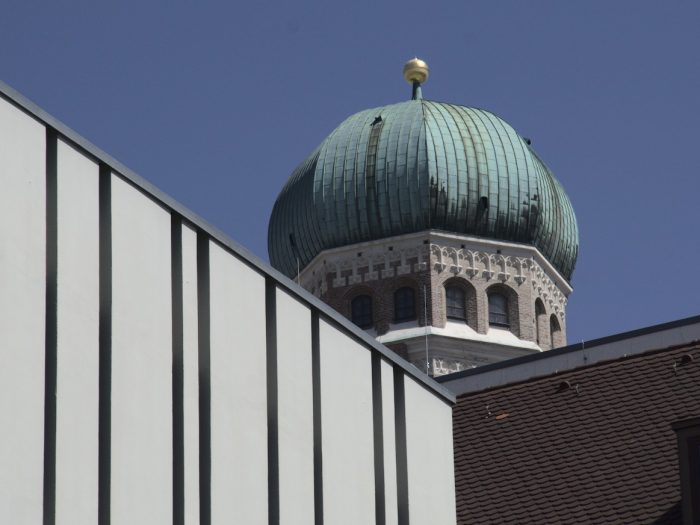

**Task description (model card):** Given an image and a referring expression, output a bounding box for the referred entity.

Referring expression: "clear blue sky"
[2,0,698,344]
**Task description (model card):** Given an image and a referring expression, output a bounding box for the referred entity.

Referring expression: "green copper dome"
[268,99,579,280]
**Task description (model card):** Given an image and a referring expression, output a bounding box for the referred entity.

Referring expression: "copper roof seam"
[468,108,503,237]
[355,110,373,239]
[341,109,363,245]
[392,102,415,233]
[330,109,354,246]
[407,102,424,230]
[481,109,521,241]
[429,101,463,231]
[447,103,478,230]
[294,150,320,274]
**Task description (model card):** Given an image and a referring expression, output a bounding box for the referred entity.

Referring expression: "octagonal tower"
[268,59,579,376]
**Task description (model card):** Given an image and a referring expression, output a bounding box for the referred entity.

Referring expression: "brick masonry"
[299,231,572,372]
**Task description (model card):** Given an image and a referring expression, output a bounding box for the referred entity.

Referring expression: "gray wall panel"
[55,139,100,525]
[405,378,457,525]
[381,360,398,525]
[319,319,375,524]
[276,288,314,524]
[0,97,46,523]
[111,176,173,524]
[209,244,268,524]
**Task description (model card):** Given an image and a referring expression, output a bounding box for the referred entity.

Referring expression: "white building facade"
[0,81,457,525]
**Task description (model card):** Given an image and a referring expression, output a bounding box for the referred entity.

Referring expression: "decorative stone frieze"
[298,230,572,375]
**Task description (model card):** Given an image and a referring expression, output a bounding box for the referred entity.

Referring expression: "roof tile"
[453,344,700,524]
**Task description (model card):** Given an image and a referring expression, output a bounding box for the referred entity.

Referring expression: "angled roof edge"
[0,79,455,405]
[438,314,700,396]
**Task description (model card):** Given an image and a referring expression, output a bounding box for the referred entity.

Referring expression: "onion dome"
[268,60,579,281]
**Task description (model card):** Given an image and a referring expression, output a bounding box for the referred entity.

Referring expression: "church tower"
[268,59,579,376]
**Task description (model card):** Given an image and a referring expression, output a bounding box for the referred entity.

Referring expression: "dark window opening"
[535,300,546,345]
[351,295,373,329]
[394,287,416,323]
[691,435,700,518]
[488,293,509,327]
[673,418,700,524]
[550,315,562,348]
[446,286,466,321]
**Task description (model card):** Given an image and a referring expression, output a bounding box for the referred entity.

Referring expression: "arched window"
[535,299,546,345]
[488,293,509,327]
[550,315,562,349]
[351,295,373,329]
[394,287,416,323]
[446,286,466,321]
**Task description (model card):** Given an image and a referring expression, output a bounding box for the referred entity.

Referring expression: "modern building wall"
[0,81,46,525]
[55,137,100,525]
[0,83,456,525]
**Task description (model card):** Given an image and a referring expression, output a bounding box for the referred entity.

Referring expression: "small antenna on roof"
[424,284,430,376]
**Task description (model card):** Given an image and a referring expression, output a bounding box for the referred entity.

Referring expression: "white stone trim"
[376,324,542,352]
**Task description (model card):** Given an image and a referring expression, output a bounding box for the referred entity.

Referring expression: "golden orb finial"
[403,57,429,85]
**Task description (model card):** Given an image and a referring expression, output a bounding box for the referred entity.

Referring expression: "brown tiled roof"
[452,343,700,524]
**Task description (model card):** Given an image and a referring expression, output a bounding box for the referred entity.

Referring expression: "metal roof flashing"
[438,314,700,396]
[0,79,455,406]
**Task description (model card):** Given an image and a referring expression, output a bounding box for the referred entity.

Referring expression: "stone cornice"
[299,231,572,314]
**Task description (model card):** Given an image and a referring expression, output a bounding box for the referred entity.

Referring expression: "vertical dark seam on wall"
[394,369,409,525]
[171,216,184,525]
[98,164,112,525]
[43,128,58,525]
[266,279,279,525]
[196,233,211,525]
[311,311,324,525]
[372,353,386,525]
[365,118,385,235]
